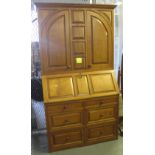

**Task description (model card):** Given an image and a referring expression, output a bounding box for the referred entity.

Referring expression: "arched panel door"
[86,11,113,70]
[41,10,71,74]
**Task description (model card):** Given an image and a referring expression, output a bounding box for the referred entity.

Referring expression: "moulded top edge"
[35,3,117,9]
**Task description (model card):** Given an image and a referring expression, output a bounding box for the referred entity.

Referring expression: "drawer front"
[86,122,117,144]
[85,96,118,109]
[87,105,117,124]
[54,131,81,145]
[50,129,83,151]
[48,112,83,129]
[46,103,83,114]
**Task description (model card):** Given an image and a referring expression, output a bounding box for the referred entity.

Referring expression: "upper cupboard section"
[37,5,115,75]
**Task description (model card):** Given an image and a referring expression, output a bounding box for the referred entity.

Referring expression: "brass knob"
[87,65,91,68]
[99,101,104,105]
[65,136,70,142]
[67,65,71,69]
[64,120,69,123]
[63,106,67,109]
[100,131,103,135]
[99,114,104,118]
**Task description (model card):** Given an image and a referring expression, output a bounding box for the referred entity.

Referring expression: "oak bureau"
[36,3,119,152]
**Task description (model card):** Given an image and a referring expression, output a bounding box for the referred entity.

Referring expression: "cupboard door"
[86,10,113,70]
[40,10,71,74]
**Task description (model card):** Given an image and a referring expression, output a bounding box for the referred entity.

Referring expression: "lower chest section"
[45,95,119,152]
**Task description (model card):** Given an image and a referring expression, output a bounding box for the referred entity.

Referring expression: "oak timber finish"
[37,3,115,75]
[36,3,116,9]
[72,41,86,54]
[87,10,113,70]
[87,104,117,124]
[46,102,83,114]
[36,3,118,152]
[71,10,85,24]
[89,73,116,93]
[85,96,118,109]
[75,75,89,96]
[45,96,119,152]
[86,121,117,144]
[39,10,71,74]
[42,70,119,103]
[47,111,83,131]
[47,77,74,98]
[49,128,84,151]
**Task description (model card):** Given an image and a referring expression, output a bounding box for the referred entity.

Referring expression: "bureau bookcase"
[36,3,119,152]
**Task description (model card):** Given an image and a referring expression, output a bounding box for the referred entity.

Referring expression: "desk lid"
[42,70,119,103]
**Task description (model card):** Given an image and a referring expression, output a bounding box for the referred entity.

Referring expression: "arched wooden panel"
[41,10,71,74]
[47,15,67,67]
[87,11,113,70]
[91,16,108,64]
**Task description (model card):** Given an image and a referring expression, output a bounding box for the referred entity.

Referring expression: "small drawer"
[87,122,117,143]
[87,105,117,123]
[48,112,82,129]
[71,10,85,24]
[46,102,83,114]
[85,96,118,109]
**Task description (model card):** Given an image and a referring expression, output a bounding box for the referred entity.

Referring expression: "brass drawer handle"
[99,114,105,118]
[65,136,70,142]
[87,65,91,68]
[99,131,103,135]
[99,101,104,106]
[64,120,69,123]
[67,65,71,69]
[63,106,67,110]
